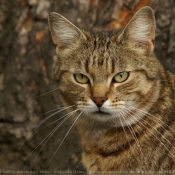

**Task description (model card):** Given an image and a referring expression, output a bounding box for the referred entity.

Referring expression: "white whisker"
[131,108,175,148]
[131,107,174,133]
[39,106,64,117]
[126,108,175,160]
[118,111,132,149]
[21,114,70,165]
[33,88,59,98]
[37,109,79,131]
[120,110,147,169]
[31,114,72,164]
[47,111,83,167]
[18,105,75,151]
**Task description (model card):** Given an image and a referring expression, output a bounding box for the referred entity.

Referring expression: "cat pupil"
[120,73,123,78]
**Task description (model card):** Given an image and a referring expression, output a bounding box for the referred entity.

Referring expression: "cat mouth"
[93,110,111,115]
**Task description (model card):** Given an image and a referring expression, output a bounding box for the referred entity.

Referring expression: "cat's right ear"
[118,6,156,56]
[48,12,87,52]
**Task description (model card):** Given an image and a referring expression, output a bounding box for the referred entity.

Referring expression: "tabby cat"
[48,6,175,173]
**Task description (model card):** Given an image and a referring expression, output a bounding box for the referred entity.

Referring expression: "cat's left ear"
[118,6,156,55]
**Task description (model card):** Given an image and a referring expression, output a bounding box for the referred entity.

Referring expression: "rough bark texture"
[0,0,175,174]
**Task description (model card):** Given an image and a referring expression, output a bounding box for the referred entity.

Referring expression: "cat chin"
[93,110,111,116]
[80,111,120,129]
[79,107,146,129]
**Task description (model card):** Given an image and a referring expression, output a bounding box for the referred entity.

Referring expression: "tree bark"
[0,0,175,174]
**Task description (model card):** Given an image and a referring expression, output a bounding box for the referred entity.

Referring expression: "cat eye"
[74,73,89,84]
[113,72,129,83]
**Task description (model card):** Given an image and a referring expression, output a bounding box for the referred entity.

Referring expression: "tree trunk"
[0,0,175,174]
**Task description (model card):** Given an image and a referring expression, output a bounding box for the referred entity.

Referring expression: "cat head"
[48,6,161,128]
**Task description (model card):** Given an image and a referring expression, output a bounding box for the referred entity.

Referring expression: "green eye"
[113,72,129,83]
[74,73,89,84]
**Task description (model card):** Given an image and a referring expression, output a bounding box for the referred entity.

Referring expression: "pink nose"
[92,97,107,107]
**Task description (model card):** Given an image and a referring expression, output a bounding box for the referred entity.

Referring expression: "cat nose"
[92,97,108,107]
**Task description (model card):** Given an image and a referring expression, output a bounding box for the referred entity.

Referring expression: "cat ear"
[118,6,156,55]
[48,12,87,51]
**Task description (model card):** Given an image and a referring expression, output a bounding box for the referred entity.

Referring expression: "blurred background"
[0,0,175,174]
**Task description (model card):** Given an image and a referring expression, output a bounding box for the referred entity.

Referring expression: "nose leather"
[92,97,107,107]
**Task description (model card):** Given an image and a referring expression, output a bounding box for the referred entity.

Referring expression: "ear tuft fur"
[119,6,156,55]
[48,12,86,51]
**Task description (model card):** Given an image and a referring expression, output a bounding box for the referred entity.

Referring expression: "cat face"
[48,7,161,127]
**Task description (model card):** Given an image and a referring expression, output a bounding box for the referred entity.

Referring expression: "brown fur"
[48,6,175,173]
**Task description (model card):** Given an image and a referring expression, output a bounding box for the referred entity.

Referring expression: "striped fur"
[48,6,175,173]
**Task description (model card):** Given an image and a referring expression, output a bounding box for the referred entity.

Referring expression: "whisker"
[21,114,70,165]
[85,117,96,130]
[36,106,74,129]
[121,100,142,102]
[130,107,174,134]
[33,88,59,98]
[118,111,133,149]
[31,112,73,165]
[128,108,175,150]
[76,113,87,126]
[37,109,79,131]
[18,105,74,151]
[47,111,83,167]
[38,106,64,117]
[126,108,175,160]
[120,110,148,169]
[108,114,115,125]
